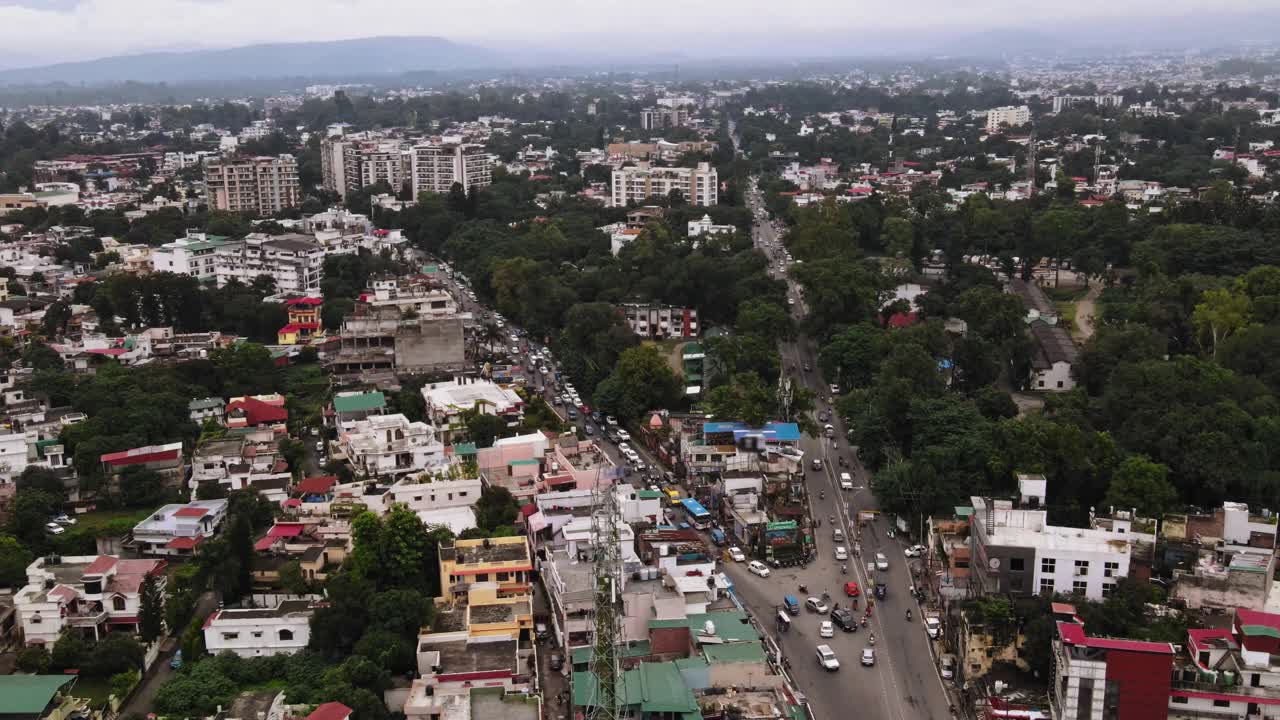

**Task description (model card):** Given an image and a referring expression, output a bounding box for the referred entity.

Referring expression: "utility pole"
[586,468,623,720]
[1026,124,1037,195]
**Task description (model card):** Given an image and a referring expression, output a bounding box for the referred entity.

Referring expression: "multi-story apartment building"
[970,477,1130,601]
[15,554,167,645]
[611,162,718,207]
[640,107,690,130]
[323,304,466,377]
[212,234,323,293]
[205,155,300,215]
[151,233,234,282]
[1051,95,1125,114]
[321,135,412,199]
[1049,610,1174,720]
[410,140,491,196]
[438,535,533,605]
[985,105,1031,133]
[618,303,700,339]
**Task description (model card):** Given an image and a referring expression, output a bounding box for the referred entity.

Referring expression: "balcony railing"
[1172,679,1280,701]
[65,610,108,626]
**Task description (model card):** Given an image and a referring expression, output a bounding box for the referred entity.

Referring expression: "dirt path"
[1074,282,1103,342]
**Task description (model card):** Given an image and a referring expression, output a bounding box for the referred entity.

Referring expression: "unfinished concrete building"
[323,305,466,377]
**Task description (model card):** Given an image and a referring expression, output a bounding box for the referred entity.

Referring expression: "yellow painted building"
[435,536,534,639]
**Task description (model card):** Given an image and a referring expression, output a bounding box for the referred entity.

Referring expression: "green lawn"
[69,675,113,708]
[1045,285,1089,303]
[1054,302,1080,339]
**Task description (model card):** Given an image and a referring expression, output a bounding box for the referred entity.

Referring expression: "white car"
[816,644,840,671]
[617,430,631,442]
[45,522,65,535]
[728,547,746,562]
[905,544,926,558]
[861,648,876,666]
[925,617,942,639]
[539,366,549,375]
[834,546,848,561]
[875,553,889,571]
[606,415,618,427]
[748,560,771,578]
[819,621,835,638]
[52,514,77,526]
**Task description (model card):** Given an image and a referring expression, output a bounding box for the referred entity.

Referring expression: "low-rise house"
[15,554,166,645]
[1008,279,1077,392]
[329,390,386,430]
[682,421,803,477]
[192,430,289,493]
[188,397,226,425]
[540,436,618,493]
[203,599,316,657]
[404,638,531,720]
[421,378,523,441]
[275,297,322,345]
[476,432,548,499]
[0,675,94,720]
[131,499,228,556]
[618,303,699,340]
[384,475,481,533]
[226,394,289,433]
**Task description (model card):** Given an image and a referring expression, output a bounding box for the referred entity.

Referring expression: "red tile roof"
[266,523,306,538]
[100,442,183,467]
[287,297,323,306]
[306,702,353,720]
[174,507,210,518]
[227,396,289,426]
[1050,602,1078,615]
[166,536,204,550]
[254,537,276,551]
[296,475,337,495]
[279,323,321,333]
[83,556,117,575]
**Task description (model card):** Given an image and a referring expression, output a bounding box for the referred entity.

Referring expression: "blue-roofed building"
[682,421,805,476]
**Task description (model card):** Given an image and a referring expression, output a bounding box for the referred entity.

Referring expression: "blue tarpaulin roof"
[701,421,800,442]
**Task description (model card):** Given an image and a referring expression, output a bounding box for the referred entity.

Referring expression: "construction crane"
[586,467,624,720]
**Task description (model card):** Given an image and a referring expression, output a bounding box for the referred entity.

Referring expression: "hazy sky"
[0,0,1271,68]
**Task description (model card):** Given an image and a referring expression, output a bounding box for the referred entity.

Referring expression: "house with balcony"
[383,475,481,534]
[329,390,386,431]
[191,430,290,494]
[225,394,289,434]
[1169,608,1280,719]
[421,378,523,442]
[130,499,228,556]
[0,675,96,720]
[476,432,548,500]
[276,297,322,345]
[14,554,166,645]
[339,413,446,479]
[539,436,618,493]
[188,397,226,425]
[203,599,316,657]
[435,536,534,640]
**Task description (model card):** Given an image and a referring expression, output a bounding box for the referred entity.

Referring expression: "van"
[711,528,726,546]
[783,595,801,615]
[840,472,854,490]
[776,611,792,632]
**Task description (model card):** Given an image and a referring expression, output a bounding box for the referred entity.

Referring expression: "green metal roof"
[955,506,975,518]
[332,391,386,414]
[0,675,76,714]
[636,490,665,499]
[572,640,651,666]
[452,442,477,456]
[1241,624,1280,639]
[704,643,767,664]
[509,459,538,466]
[574,663,699,716]
[649,610,760,642]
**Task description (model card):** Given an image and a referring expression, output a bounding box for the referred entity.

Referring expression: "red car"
[844,581,861,597]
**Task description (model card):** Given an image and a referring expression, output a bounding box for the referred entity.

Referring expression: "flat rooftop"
[989,523,1132,555]
[419,638,518,675]
[470,689,540,720]
[444,541,529,565]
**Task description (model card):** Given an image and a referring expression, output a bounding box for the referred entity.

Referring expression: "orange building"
[277,297,323,345]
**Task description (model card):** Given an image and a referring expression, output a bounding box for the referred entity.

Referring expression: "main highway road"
[717,183,956,720]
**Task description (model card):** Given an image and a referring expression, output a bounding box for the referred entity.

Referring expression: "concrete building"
[131,499,229,557]
[212,234,324,294]
[339,413,446,479]
[384,475,481,533]
[970,476,1130,601]
[14,554,166,645]
[1009,279,1078,392]
[1168,608,1280,719]
[99,442,185,497]
[421,378,523,440]
[640,107,690,130]
[985,105,1031,133]
[611,162,718,207]
[203,599,315,657]
[321,135,411,200]
[1052,95,1125,114]
[619,303,699,340]
[687,214,736,238]
[0,431,30,481]
[205,155,300,215]
[323,305,466,376]
[1049,610,1174,720]
[410,141,491,196]
[150,233,234,281]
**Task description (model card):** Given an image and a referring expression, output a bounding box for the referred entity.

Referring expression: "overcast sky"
[0,0,1272,68]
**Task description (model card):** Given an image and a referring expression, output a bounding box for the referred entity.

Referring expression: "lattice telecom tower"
[586,468,624,720]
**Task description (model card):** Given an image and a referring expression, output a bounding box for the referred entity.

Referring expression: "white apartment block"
[640,107,690,130]
[1051,95,1124,114]
[212,234,323,293]
[611,162,718,208]
[421,378,524,434]
[203,599,315,657]
[410,141,492,196]
[0,430,30,480]
[985,105,1031,133]
[384,476,481,533]
[687,214,735,238]
[132,499,229,556]
[151,233,235,282]
[321,135,412,200]
[205,155,300,215]
[341,413,447,479]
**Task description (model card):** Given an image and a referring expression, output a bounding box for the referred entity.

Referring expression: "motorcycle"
[798,584,808,594]
[861,617,868,628]
[841,564,847,574]
[820,490,826,500]
[906,609,912,621]
[869,633,876,646]
[839,456,848,467]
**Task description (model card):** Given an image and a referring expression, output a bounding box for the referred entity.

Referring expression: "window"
[1072,581,1087,595]
[459,491,468,498]
[1010,558,1025,572]
[1057,381,1064,388]
[30,614,41,624]
[1038,380,1046,388]
[497,572,510,581]
[1074,560,1090,576]
[222,632,239,640]
[1102,583,1116,598]
[1104,562,1119,578]
[279,629,294,641]
[252,632,263,638]
[1199,651,1211,665]
[1171,697,1188,705]
[1041,558,1056,574]
[1214,700,1231,708]
[413,496,422,502]
[1040,578,1055,595]
[112,596,126,611]
[476,574,489,582]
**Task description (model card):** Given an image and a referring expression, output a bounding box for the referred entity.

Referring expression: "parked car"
[549,653,564,672]
[939,654,956,680]
[905,544,926,558]
[45,522,65,535]
[52,514,77,526]
[816,645,840,671]
[925,616,942,639]
[748,560,771,577]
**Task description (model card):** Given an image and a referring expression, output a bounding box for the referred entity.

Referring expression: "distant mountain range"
[0,36,499,86]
